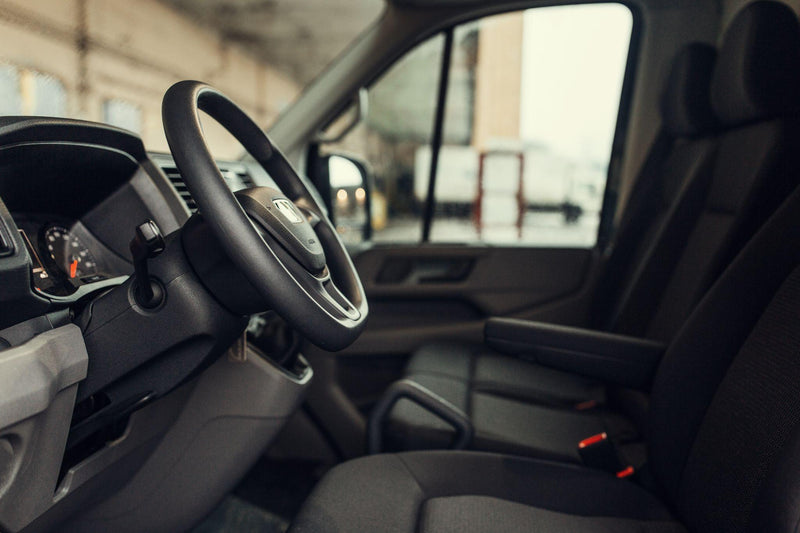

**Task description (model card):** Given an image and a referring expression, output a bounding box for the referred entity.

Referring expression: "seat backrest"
[646,11,800,530]
[649,183,800,532]
[608,1,800,342]
[591,43,719,332]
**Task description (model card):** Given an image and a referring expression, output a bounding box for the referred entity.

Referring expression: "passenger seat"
[292,172,800,533]
[382,1,800,462]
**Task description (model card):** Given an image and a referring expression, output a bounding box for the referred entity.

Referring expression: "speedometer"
[43,225,99,280]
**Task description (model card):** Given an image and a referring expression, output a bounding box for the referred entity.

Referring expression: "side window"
[321,35,445,244]
[320,3,632,248]
[431,5,632,245]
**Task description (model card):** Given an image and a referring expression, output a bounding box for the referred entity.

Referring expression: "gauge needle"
[69,259,78,279]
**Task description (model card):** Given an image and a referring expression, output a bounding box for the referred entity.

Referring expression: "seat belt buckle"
[577,432,627,475]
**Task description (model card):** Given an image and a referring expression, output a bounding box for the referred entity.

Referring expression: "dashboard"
[0,118,276,328]
[0,119,256,308]
[0,116,314,533]
[0,127,187,320]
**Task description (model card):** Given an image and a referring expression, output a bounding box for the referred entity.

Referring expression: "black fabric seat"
[291,143,800,533]
[397,40,721,414]
[292,452,685,533]
[385,0,800,462]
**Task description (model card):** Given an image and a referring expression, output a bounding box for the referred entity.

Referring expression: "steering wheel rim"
[162,80,368,351]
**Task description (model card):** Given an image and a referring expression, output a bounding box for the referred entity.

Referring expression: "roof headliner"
[160,0,384,84]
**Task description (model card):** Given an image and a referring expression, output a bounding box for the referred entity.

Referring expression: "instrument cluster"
[13,214,128,297]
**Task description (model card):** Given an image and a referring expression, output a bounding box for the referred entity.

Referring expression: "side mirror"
[324,154,373,243]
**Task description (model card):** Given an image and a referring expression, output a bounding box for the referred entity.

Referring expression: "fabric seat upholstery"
[291,121,800,532]
[385,1,800,462]
[386,370,635,462]
[291,452,685,533]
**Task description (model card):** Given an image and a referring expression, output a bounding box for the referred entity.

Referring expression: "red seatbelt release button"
[578,432,608,449]
[616,466,635,479]
[577,432,626,474]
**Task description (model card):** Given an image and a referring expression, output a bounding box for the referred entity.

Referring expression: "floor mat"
[233,458,327,520]
[192,495,288,533]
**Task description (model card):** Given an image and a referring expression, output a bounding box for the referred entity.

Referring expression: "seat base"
[387,344,639,463]
[289,451,685,533]
[407,343,606,407]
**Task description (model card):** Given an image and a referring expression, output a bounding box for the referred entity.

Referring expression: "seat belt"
[591,129,674,330]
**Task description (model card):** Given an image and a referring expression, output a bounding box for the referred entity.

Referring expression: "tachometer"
[43,225,99,280]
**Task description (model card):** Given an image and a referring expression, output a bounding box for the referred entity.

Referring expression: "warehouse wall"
[0,0,300,157]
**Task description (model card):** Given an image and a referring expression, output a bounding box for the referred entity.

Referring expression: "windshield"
[0,0,383,159]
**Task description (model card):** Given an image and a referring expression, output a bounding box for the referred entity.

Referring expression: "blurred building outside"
[0,0,310,159]
[415,12,606,236]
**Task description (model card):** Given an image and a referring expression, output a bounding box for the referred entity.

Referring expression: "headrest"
[711,1,800,126]
[660,43,719,137]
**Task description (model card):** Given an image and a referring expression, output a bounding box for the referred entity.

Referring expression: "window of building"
[0,64,66,117]
[103,99,143,134]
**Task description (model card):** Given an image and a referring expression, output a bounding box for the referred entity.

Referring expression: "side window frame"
[420,28,454,242]
[595,3,643,251]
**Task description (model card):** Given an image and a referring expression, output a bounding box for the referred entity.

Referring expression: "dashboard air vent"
[161,165,198,213]
[154,158,256,214]
[238,170,255,188]
[219,165,255,191]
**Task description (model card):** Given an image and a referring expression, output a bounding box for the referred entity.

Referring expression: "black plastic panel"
[0,118,189,328]
[485,318,665,389]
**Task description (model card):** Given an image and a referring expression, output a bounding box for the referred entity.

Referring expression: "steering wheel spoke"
[320,276,360,320]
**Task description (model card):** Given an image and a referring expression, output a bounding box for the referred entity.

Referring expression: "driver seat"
[289,181,800,531]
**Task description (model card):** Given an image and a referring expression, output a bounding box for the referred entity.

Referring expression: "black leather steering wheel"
[162,80,368,351]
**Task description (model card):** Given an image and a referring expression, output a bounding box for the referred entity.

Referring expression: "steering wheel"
[162,80,367,351]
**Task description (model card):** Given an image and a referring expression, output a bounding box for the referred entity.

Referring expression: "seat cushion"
[408,342,605,407]
[289,451,685,533]
[470,393,635,462]
[386,372,637,462]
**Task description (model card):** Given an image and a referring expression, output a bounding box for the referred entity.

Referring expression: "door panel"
[339,245,597,357]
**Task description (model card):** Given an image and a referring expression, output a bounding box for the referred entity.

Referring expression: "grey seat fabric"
[291,145,800,533]
[385,1,800,462]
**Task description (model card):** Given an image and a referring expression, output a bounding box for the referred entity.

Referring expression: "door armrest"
[484,318,665,389]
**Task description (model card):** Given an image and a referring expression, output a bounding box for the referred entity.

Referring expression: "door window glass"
[430,5,633,246]
[321,35,445,244]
